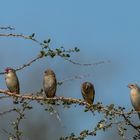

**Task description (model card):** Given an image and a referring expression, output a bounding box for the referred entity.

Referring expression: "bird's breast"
[130,90,140,108]
[44,76,55,87]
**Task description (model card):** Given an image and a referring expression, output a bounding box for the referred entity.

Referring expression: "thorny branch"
[60,122,116,140]
[1,102,31,140]
[12,101,32,140]
[0,89,139,119]
[2,129,17,139]
[2,101,32,140]
[122,114,140,133]
[0,89,139,139]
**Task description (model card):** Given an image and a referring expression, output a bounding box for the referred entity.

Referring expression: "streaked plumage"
[5,67,20,103]
[43,69,57,97]
[128,83,140,119]
[81,82,95,104]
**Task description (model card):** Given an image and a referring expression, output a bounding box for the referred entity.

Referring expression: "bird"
[128,83,140,119]
[43,69,57,98]
[5,67,20,103]
[81,82,95,104]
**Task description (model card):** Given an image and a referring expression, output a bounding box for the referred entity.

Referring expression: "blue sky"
[0,0,140,139]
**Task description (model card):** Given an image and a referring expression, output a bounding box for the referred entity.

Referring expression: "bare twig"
[0,109,16,116]
[47,104,64,127]
[58,74,90,85]
[15,54,44,72]
[61,57,111,66]
[0,33,44,46]
[0,26,15,30]
[0,33,30,39]
[0,53,44,75]
[0,95,10,99]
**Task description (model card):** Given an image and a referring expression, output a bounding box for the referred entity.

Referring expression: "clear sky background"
[0,0,140,140]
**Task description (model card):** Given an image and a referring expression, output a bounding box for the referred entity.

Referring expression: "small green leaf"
[43,40,47,43]
[47,38,51,43]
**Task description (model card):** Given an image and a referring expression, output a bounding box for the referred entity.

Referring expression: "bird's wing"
[131,93,140,111]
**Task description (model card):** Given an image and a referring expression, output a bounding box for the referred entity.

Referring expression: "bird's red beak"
[5,68,9,73]
[127,84,131,88]
[5,69,8,73]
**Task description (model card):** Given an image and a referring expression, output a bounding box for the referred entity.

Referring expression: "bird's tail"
[138,113,140,120]
[13,97,19,104]
[13,91,20,104]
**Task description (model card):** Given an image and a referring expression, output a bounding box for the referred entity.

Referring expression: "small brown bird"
[5,67,20,103]
[81,82,95,104]
[43,69,57,97]
[128,83,140,119]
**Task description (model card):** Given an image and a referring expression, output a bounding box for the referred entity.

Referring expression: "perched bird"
[81,82,95,104]
[128,83,140,119]
[43,69,57,98]
[5,67,20,103]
